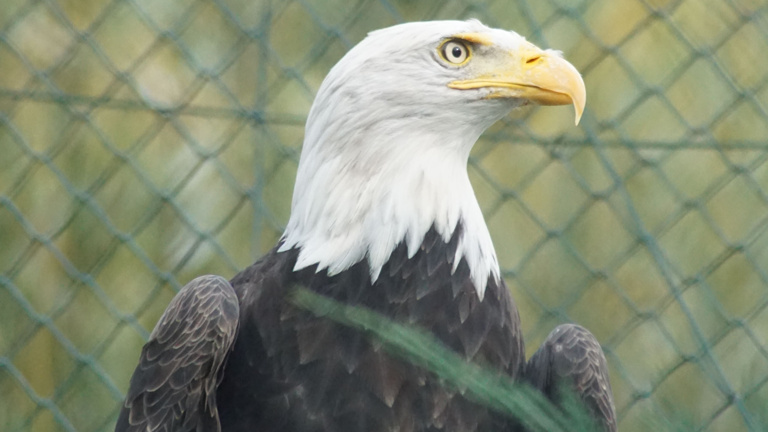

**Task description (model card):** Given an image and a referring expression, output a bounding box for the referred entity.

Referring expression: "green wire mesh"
[1,0,768,431]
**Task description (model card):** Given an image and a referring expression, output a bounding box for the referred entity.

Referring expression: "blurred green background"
[2,0,768,430]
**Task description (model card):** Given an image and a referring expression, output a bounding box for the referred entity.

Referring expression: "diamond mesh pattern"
[2,1,768,431]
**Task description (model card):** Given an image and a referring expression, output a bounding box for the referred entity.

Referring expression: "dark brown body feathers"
[217,226,523,432]
[116,226,616,432]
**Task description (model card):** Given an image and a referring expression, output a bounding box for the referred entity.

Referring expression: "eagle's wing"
[115,275,240,432]
[524,323,617,432]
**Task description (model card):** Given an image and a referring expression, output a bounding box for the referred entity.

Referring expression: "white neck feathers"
[279,128,500,300]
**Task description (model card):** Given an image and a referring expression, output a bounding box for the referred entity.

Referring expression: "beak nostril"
[526,56,541,64]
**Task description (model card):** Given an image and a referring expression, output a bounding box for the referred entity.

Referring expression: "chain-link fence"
[2,0,768,431]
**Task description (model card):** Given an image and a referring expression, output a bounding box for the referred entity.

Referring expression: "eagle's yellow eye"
[440,40,470,65]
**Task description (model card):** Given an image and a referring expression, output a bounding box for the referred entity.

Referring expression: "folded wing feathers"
[117,275,239,432]
[525,323,617,432]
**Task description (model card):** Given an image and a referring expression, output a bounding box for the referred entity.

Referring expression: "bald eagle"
[116,20,615,432]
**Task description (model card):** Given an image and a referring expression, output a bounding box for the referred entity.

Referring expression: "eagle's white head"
[280,20,585,299]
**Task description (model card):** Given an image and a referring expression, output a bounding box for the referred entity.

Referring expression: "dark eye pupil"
[452,46,462,58]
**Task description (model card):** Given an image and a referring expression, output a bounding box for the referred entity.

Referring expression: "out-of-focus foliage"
[1,0,767,431]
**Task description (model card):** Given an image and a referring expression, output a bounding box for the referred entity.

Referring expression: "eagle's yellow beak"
[448,43,586,125]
